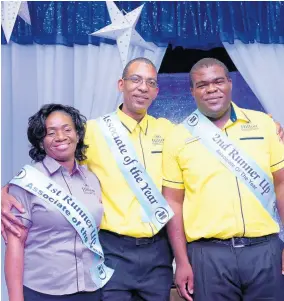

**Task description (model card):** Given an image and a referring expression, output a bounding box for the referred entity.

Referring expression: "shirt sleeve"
[157,118,176,139]
[162,126,185,189]
[9,184,33,229]
[266,116,284,173]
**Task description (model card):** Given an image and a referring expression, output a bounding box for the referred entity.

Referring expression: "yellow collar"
[116,107,149,135]
[224,102,250,128]
[231,102,251,123]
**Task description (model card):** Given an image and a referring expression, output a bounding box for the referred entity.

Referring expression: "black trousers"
[100,230,173,301]
[187,235,284,301]
[23,286,101,301]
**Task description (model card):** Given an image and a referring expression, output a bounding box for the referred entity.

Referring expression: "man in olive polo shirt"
[162,58,284,301]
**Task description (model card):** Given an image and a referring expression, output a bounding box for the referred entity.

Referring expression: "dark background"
[159,46,237,73]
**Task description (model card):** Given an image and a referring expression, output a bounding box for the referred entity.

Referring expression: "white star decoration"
[1,1,31,43]
[90,1,155,68]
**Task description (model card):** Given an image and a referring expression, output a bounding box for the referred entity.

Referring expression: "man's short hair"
[122,57,157,78]
[189,58,230,88]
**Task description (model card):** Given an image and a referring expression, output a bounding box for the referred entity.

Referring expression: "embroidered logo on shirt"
[82,184,96,195]
[241,124,259,131]
[152,135,164,145]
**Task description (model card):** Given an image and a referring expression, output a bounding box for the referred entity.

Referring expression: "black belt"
[100,229,165,246]
[195,234,277,248]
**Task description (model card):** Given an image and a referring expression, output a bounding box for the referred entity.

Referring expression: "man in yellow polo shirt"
[82,57,174,300]
[162,58,284,301]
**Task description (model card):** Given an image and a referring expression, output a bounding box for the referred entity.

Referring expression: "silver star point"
[90,1,155,68]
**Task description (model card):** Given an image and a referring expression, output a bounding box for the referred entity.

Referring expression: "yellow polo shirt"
[84,108,174,237]
[162,103,284,242]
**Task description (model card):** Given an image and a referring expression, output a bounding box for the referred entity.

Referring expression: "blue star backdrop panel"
[2,1,284,48]
[149,71,265,124]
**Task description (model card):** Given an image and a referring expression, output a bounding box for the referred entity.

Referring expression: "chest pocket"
[236,136,270,171]
[151,149,162,154]
[150,137,163,173]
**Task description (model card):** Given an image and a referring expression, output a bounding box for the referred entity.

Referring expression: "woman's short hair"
[28,104,88,162]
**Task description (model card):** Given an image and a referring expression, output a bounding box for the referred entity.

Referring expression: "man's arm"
[273,168,284,275]
[274,168,284,225]
[1,185,25,242]
[5,225,28,301]
[163,186,194,301]
[275,122,284,143]
[268,114,284,143]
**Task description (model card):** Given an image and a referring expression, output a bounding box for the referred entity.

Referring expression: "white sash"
[182,109,277,220]
[10,165,114,288]
[97,113,174,232]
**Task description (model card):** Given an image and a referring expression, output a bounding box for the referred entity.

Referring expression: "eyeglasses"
[123,75,158,89]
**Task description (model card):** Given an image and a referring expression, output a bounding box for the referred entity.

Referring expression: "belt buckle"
[231,237,245,248]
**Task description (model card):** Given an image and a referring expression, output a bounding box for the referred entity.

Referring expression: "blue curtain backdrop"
[2,1,284,48]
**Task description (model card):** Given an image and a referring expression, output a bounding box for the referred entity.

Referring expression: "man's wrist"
[175,255,190,266]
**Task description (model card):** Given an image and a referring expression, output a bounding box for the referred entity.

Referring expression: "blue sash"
[10,165,114,288]
[97,112,174,232]
[182,109,277,221]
